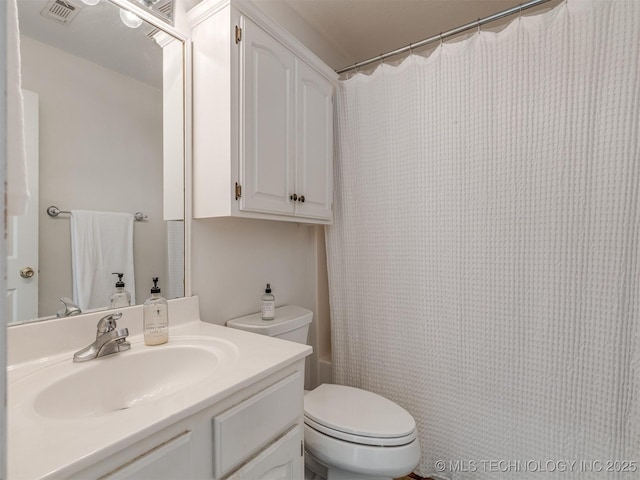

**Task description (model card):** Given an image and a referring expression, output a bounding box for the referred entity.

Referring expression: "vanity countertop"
[7,296,312,480]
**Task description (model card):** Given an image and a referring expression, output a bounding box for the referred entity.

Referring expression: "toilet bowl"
[304,383,420,480]
[227,306,421,479]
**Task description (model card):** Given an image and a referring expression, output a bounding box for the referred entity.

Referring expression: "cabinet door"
[225,425,304,480]
[241,17,296,216]
[295,61,334,220]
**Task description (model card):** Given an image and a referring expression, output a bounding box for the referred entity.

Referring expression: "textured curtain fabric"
[326,1,640,478]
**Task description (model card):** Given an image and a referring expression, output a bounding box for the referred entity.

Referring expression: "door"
[295,61,333,220]
[241,16,296,216]
[6,89,39,324]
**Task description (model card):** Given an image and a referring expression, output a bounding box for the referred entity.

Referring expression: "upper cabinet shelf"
[189,0,337,225]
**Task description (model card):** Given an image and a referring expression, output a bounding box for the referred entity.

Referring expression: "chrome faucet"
[73,312,131,362]
[57,297,82,317]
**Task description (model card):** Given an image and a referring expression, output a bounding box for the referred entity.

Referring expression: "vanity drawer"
[101,431,193,480]
[212,371,303,478]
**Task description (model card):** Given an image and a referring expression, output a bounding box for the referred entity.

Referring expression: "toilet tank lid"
[226,305,312,337]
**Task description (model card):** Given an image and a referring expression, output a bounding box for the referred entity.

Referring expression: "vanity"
[7,297,311,479]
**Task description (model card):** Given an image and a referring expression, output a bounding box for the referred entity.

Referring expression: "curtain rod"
[336,0,553,75]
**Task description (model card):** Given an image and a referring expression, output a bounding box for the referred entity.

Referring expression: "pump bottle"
[109,272,132,309]
[144,277,169,345]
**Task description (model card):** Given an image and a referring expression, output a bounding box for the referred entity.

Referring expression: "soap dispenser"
[109,272,132,309]
[143,277,169,345]
[261,283,275,320]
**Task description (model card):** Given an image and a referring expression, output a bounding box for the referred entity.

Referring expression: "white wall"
[191,217,329,388]
[20,36,168,317]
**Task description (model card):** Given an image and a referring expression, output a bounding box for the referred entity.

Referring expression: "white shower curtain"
[326,1,640,478]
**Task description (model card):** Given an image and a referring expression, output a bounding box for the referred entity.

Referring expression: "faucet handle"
[96,312,123,337]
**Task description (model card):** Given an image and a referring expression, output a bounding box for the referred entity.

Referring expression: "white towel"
[70,210,135,311]
[6,0,30,216]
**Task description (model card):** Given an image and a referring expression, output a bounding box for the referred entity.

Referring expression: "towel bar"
[46,206,147,222]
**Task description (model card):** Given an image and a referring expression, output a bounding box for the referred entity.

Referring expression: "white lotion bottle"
[144,277,168,345]
[261,283,275,320]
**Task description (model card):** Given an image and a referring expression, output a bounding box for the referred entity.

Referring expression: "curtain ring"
[409,42,414,55]
[439,32,444,48]
[379,54,384,67]
[519,3,523,19]
[477,19,481,34]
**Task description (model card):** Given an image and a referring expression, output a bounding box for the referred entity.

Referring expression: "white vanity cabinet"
[189,0,336,224]
[73,364,305,480]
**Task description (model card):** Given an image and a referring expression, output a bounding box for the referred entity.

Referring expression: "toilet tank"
[226,305,313,344]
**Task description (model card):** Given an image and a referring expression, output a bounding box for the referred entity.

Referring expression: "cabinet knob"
[299,195,305,203]
[290,193,298,201]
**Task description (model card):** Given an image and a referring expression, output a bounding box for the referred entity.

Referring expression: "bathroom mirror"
[8,0,185,325]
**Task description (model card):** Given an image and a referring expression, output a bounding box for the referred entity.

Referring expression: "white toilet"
[227,306,420,480]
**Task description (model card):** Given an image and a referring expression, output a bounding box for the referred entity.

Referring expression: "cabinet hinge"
[235,182,242,200]
[235,25,242,44]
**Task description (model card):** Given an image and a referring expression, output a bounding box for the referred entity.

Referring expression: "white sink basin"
[13,337,238,419]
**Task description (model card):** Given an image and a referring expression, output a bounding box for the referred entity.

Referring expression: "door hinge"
[300,440,304,456]
[235,182,242,200]
[235,25,242,44]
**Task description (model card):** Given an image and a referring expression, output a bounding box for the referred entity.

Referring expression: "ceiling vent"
[40,0,82,26]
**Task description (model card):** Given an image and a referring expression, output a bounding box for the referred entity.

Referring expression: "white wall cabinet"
[190,0,337,224]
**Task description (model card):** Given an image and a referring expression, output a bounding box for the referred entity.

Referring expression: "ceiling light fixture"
[119,8,143,28]
[80,0,100,5]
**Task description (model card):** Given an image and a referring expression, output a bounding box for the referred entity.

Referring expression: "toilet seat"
[304,384,417,447]
[304,415,416,446]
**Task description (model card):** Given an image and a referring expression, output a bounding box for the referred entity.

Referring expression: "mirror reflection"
[123,0,175,26]
[8,0,184,325]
